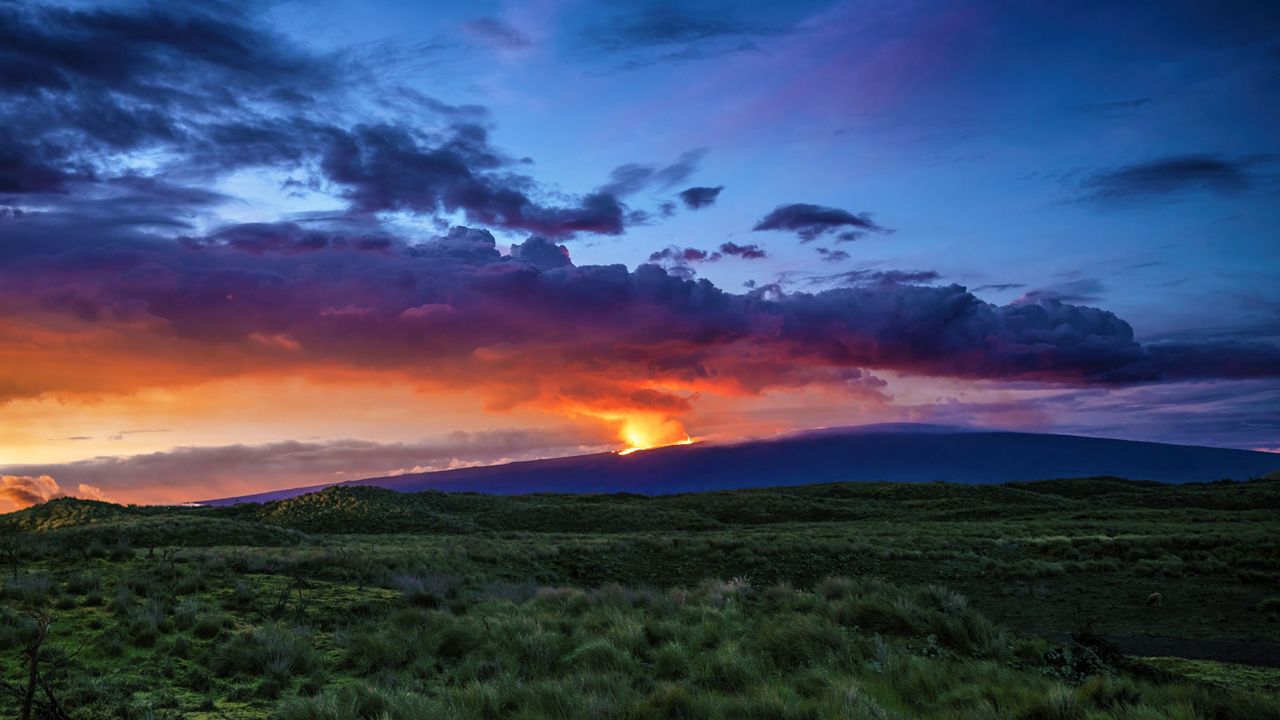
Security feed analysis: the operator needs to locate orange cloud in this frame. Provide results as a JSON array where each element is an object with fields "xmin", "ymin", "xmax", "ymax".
[
  {"xmin": 75, "ymin": 483, "xmax": 113, "ymax": 502},
  {"xmin": 0, "ymin": 474, "xmax": 61, "ymax": 512},
  {"xmin": 0, "ymin": 475, "xmax": 117, "ymax": 513}
]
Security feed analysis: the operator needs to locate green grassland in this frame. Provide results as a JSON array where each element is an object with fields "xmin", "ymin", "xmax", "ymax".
[{"xmin": 2, "ymin": 477, "xmax": 1278, "ymax": 718}]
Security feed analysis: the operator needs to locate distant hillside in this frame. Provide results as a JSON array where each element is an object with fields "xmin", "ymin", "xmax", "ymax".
[
  {"xmin": 1, "ymin": 496, "xmax": 306, "ymax": 547},
  {"xmin": 244, "ymin": 475, "xmax": 1279, "ymax": 534},
  {"xmin": 9, "ymin": 476, "xmax": 1277, "ymax": 540},
  {"xmin": 202, "ymin": 424, "xmax": 1280, "ymax": 505}
]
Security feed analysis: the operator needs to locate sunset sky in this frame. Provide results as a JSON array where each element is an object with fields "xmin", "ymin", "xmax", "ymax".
[{"xmin": 2, "ymin": 0, "xmax": 1279, "ymax": 510}]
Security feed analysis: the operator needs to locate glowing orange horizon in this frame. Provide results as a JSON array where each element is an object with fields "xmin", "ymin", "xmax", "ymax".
[
  {"xmin": 614, "ymin": 413, "xmax": 695, "ymax": 455},
  {"xmin": 617, "ymin": 436, "xmax": 695, "ymax": 455}
]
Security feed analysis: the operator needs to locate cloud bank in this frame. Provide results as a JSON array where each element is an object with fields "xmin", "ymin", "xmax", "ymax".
[{"xmin": 0, "ymin": 428, "xmax": 614, "ymax": 506}]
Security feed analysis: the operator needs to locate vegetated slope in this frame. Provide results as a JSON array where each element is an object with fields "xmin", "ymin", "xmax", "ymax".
[
  {"xmin": 1007, "ymin": 476, "xmax": 1280, "ymax": 509},
  {"xmin": 3, "ymin": 483, "xmax": 1280, "ymax": 719},
  {"xmin": 216, "ymin": 476, "xmax": 1280, "ymax": 534},
  {"xmin": 201, "ymin": 425, "xmax": 1280, "ymax": 505},
  {"xmin": 249, "ymin": 487, "xmax": 480, "ymax": 534},
  {"xmin": 1, "ymin": 497, "xmax": 306, "ymax": 548},
  {"xmin": 10, "ymin": 476, "xmax": 1280, "ymax": 538},
  {"xmin": 3, "ymin": 497, "xmax": 135, "ymax": 531}
]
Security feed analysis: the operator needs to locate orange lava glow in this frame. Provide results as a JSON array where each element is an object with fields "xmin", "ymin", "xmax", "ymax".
[{"xmin": 615, "ymin": 414, "xmax": 695, "ymax": 455}]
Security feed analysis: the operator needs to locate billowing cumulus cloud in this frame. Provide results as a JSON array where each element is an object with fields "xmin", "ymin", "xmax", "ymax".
[
  {"xmin": 75, "ymin": 484, "xmax": 113, "ymax": 502},
  {"xmin": 753, "ymin": 203, "xmax": 893, "ymax": 242},
  {"xmin": 0, "ymin": 474, "xmax": 114, "ymax": 512},
  {"xmin": 0, "ymin": 475, "xmax": 62, "ymax": 511},
  {"xmin": 509, "ymin": 235, "xmax": 573, "ymax": 271}
]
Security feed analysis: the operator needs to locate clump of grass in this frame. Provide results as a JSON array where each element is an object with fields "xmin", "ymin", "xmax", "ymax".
[
  {"xmin": 109, "ymin": 583, "xmax": 134, "ymax": 615},
  {"xmin": 505, "ymin": 623, "xmax": 562, "ymax": 677},
  {"xmin": 277, "ymin": 682, "xmax": 437, "ymax": 720},
  {"xmin": 95, "ymin": 626, "xmax": 126, "ymax": 658},
  {"xmin": 691, "ymin": 642, "xmax": 761, "ymax": 691},
  {"xmin": 226, "ymin": 577, "xmax": 255, "ymax": 610},
  {"xmin": 174, "ymin": 566, "xmax": 206, "ymax": 594},
  {"xmin": 1020, "ymin": 686, "xmax": 1086, "ymax": 720},
  {"xmin": 566, "ymin": 637, "xmax": 638, "ymax": 674},
  {"xmin": 634, "ymin": 683, "xmax": 714, "ymax": 719},
  {"xmin": 700, "ymin": 576, "xmax": 753, "ymax": 608},
  {"xmin": 651, "ymin": 641, "xmax": 692, "ymax": 679},
  {"xmin": 0, "ymin": 607, "xmax": 37, "ymax": 648},
  {"xmin": 2, "ymin": 573, "xmax": 52, "ymax": 605},
  {"xmin": 1258, "ymin": 596, "xmax": 1280, "ymax": 617},
  {"xmin": 174, "ymin": 598, "xmax": 228, "ymax": 639},
  {"xmin": 1076, "ymin": 675, "xmax": 1141, "ymax": 709},
  {"xmin": 756, "ymin": 613, "xmax": 852, "ymax": 670},
  {"xmin": 213, "ymin": 623, "xmax": 317, "ymax": 688},
  {"xmin": 65, "ymin": 572, "xmax": 101, "ymax": 596},
  {"xmin": 125, "ymin": 599, "xmax": 168, "ymax": 646},
  {"xmin": 391, "ymin": 571, "xmax": 460, "ymax": 608},
  {"xmin": 108, "ymin": 539, "xmax": 133, "ymax": 561}
]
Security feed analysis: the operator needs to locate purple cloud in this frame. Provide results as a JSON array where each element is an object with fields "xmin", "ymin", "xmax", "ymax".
[{"xmin": 719, "ymin": 242, "xmax": 767, "ymax": 259}]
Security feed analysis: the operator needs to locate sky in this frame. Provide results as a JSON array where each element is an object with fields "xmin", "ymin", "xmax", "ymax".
[{"xmin": 1, "ymin": 0, "xmax": 1279, "ymax": 510}]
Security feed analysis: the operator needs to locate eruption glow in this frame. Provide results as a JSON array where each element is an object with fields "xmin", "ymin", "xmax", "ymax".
[{"xmin": 615, "ymin": 414, "xmax": 695, "ymax": 455}]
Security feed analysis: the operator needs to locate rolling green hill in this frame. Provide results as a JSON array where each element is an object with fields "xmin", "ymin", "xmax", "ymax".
[{"xmin": 2, "ymin": 477, "xmax": 1278, "ymax": 718}]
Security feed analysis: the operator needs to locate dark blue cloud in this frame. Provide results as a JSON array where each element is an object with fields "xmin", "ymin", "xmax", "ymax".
[
  {"xmin": 678, "ymin": 185, "xmax": 723, "ymax": 209},
  {"xmin": 0, "ymin": 1, "xmax": 639, "ymax": 238},
  {"xmin": 600, "ymin": 149, "xmax": 707, "ymax": 197},
  {"xmin": 1078, "ymin": 154, "xmax": 1269, "ymax": 206},
  {"xmin": 1016, "ymin": 279, "xmax": 1106, "ymax": 305},
  {"xmin": 805, "ymin": 269, "xmax": 941, "ymax": 287},
  {"xmin": 754, "ymin": 203, "xmax": 893, "ymax": 242},
  {"xmin": 719, "ymin": 242, "xmax": 766, "ymax": 259}
]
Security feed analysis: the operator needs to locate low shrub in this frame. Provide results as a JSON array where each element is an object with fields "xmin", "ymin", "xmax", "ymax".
[
  {"xmin": 213, "ymin": 623, "xmax": 317, "ymax": 683},
  {"xmin": 277, "ymin": 682, "xmax": 437, "ymax": 720},
  {"xmin": 3, "ymin": 573, "xmax": 52, "ymax": 605},
  {"xmin": 1019, "ymin": 686, "xmax": 1085, "ymax": 720}
]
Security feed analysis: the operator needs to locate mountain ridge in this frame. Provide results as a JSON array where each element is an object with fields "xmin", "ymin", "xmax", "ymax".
[{"xmin": 199, "ymin": 424, "xmax": 1280, "ymax": 506}]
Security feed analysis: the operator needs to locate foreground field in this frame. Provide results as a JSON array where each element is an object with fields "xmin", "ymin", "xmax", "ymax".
[{"xmin": 2, "ymin": 477, "xmax": 1278, "ymax": 718}]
